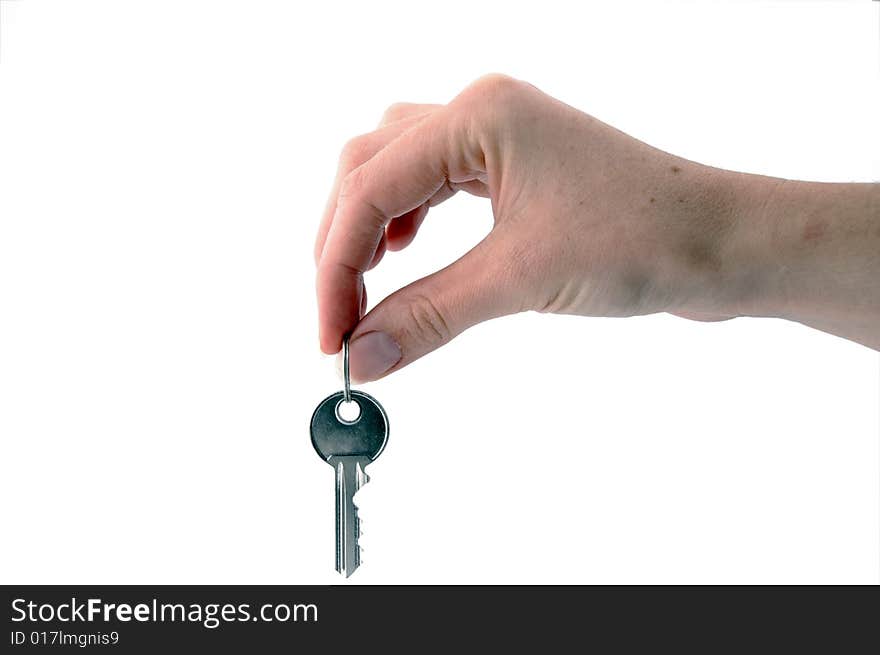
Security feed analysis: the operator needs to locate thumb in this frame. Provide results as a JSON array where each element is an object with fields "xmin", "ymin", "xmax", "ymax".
[{"xmin": 347, "ymin": 238, "xmax": 518, "ymax": 382}]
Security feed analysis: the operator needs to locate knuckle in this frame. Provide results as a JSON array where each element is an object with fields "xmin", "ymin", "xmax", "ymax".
[
  {"xmin": 338, "ymin": 134, "xmax": 372, "ymax": 171},
  {"xmin": 403, "ymin": 293, "xmax": 452, "ymax": 346},
  {"xmin": 453, "ymin": 74, "xmax": 531, "ymax": 132},
  {"xmin": 381, "ymin": 102, "xmax": 413, "ymax": 125},
  {"xmin": 337, "ymin": 168, "xmax": 387, "ymax": 231},
  {"xmin": 338, "ymin": 167, "xmax": 364, "ymax": 203},
  {"xmin": 466, "ymin": 73, "xmax": 523, "ymax": 103}
]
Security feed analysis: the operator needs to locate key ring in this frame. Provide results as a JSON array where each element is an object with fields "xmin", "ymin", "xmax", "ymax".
[{"xmin": 342, "ymin": 334, "xmax": 352, "ymax": 404}]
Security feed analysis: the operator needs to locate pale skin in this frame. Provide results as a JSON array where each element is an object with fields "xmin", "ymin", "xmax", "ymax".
[{"xmin": 315, "ymin": 74, "xmax": 880, "ymax": 382}]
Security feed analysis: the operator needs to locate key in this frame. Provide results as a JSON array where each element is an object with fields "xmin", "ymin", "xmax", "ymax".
[{"xmin": 310, "ymin": 337, "xmax": 389, "ymax": 577}]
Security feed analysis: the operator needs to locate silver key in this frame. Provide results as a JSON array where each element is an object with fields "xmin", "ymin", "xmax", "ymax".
[{"xmin": 310, "ymin": 338, "xmax": 389, "ymax": 577}]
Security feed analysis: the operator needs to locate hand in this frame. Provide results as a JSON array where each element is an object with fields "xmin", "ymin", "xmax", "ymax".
[{"xmin": 315, "ymin": 74, "xmax": 880, "ymax": 381}]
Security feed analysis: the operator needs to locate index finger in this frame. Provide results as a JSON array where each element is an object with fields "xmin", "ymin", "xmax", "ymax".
[{"xmin": 316, "ymin": 109, "xmax": 478, "ymax": 354}]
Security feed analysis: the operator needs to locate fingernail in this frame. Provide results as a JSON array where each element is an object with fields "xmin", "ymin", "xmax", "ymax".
[{"xmin": 348, "ymin": 331, "xmax": 401, "ymax": 382}]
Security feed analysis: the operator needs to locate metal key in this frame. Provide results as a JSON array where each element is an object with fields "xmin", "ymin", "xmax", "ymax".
[{"xmin": 310, "ymin": 337, "xmax": 389, "ymax": 577}]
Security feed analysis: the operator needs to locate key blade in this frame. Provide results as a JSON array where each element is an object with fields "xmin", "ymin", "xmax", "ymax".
[{"xmin": 334, "ymin": 456, "xmax": 370, "ymax": 578}]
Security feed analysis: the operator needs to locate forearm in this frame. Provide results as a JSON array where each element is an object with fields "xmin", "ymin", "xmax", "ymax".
[{"xmin": 711, "ymin": 173, "xmax": 880, "ymax": 348}]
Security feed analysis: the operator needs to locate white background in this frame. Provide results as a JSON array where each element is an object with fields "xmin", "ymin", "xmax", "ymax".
[{"xmin": 1, "ymin": 0, "xmax": 878, "ymax": 584}]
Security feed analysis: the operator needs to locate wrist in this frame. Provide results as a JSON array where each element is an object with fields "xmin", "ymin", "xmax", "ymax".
[
  {"xmin": 667, "ymin": 169, "xmax": 880, "ymax": 349},
  {"xmin": 714, "ymin": 171, "xmax": 791, "ymax": 320},
  {"xmin": 658, "ymin": 166, "xmax": 790, "ymax": 321}
]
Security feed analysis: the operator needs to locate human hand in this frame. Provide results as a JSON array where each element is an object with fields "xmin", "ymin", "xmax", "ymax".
[{"xmin": 315, "ymin": 74, "xmax": 880, "ymax": 380}]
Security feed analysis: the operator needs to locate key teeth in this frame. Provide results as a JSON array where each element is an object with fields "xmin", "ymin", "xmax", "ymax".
[
  {"xmin": 349, "ymin": 479, "xmax": 365, "ymax": 579},
  {"xmin": 336, "ymin": 458, "xmax": 376, "ymax": 579}
]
